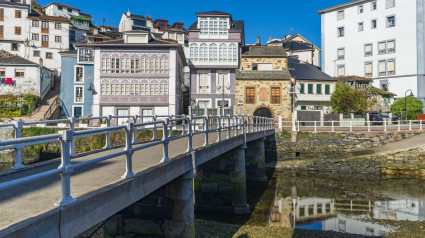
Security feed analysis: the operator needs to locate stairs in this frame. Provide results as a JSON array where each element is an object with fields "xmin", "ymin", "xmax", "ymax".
[{"xmin": 14, "ymin": 78, "xmax": 61, "ymax": 122}]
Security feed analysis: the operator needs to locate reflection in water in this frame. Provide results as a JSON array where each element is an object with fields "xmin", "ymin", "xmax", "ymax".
[{"xmin": 269, "ymin": 172, "xmax": 425, "ymax": 236}]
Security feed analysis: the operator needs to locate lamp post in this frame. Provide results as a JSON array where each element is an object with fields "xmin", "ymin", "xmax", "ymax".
[
  {"xmin": 287, "ymin": 79, "xmax": 301, "ymax": 132},
  {"xmin": 404, "ymin": 89, "xmax": 414, "ymax": 123},
  {"xmin": 238, "ymin": 100, "xmax": 243, "ymax": 115},
  {"xmin": 218, "ymin": 78, "xmax": 230, "ymax": 116}
]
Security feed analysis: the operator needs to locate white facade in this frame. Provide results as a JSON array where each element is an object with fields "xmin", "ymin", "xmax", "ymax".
[
  {"xmin": 319, "ymin": 0, "xmax": 424, "ymax": 102},
  {"xmin": 43, "ymin": 3, "xmax": 80, "ymax": 18},
  {"xmin": 119, "ymin": 11, "xmax": 153, "ymax": 33}
]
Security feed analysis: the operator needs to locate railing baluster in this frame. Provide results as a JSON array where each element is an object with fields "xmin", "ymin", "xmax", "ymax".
[
  {"xmin": 104, "ymin": 115, "xmax": 111, "ymax": 149},
  {"xmin": 152, "ymin": 115, "xmax": 158, "ymax": 140},
  {"xmin": 187, "ymin": 116, "xmax": 193, "ymax": 152},
  {"xmin": 161, "ymin": 119, "xmax": 170, "ymax": 163},
  {"xmin": 217, "ymin": 116, "xmax": 221, "ymax": 142},
  {"xmin": 11, "ymin": 121, "xmax": 25, "ymax": 169},
  {"xmin": 204, "ymin": 116, "xmax": 210, "ymax": 146},
  {"xmin": 122, "ymin": 123, "xmax": 135, "ymax": 179},
  {"xmin": 409, "ymin": 120, "xmax": 412, "ymax": 131},
  {"xmin": 55, "ymin": 130, "xmax": 76, "ymax": 206},
  {"xmin": 227, "ymin": 116, "xmax": 231, "ymax": 139},
  {"xmin": 68, "ymin": 117, "xmax": 77, "ymax": 156}
]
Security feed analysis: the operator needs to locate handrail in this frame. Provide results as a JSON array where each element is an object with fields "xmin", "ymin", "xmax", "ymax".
[
  {"xmin": 43, "ymin": 96, "xmax": 60, "ymax": 120},
  {"xmin": 0, "ymin": 114, "xmax": 274, "ymax": 207}
]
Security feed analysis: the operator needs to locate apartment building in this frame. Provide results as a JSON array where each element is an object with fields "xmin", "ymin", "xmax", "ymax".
[
  {"xmin": 188, "ymin": 11, "xmax": 245, "ymax": 112},
  {"xmin": 318, "ymin": 0, "xmax": 425, "ymax": 105}
]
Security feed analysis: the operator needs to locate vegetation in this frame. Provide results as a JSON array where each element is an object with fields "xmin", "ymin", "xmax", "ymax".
[
  {"xmin": 0, "ymin": 94, "xmax": 41, "ymax": 118},
  {"xmin": 329, "ymin": 83, "xmax": 375, "ymax": 115},
  {"xmin": 390, "ymin": 97, "xmax": 424, "ymax": 120},
  {"xmin": 31, "ymin": 1, "xmax": 43, "ymax": 14}
]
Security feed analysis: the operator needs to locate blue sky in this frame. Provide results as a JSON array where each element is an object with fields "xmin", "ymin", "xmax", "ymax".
[{"xmin": 37, "ymin": 0, "xmax": 348, "ymax": 47}]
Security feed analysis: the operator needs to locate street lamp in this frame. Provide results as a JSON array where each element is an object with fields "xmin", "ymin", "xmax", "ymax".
[
  {"xmin": 218, "ymin": 80, "xmax": 230, "ymax": 115},
  {"xmin": 238, "ymin": 100, "xmax": 243, "ymax": 115},
  {"xmin": 404, "ymin": 89, "xmax": 414, "ymax": 122},
  {"xmin": 287, "ymin": 79, "xmax": 301, "ymax": 132}
]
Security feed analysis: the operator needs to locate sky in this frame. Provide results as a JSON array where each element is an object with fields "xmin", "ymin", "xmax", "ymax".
[{"xmin": 37, "ymin": 0, "xmax": 349, "ymax": 47}]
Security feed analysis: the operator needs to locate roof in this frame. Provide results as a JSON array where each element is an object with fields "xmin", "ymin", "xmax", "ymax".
[
  {"xmin": 195, "ymin": 11, "xmax": 231, "ymax": 17},
  {"xmin": 59, "ymin": 50, "xmax": 77, "ymax": 55},
  {"xmin": 371, "ymin": 86, "xmax": 397, "ymax": 96},
  {"xmin": 236, "ymin": 71, "xmax": 291, "ymax": 80},
  {"xmin": 288, "ymin": 57, "xmax": 335, "ymax": 82},
  {"xmin": 0, "ymin": 56, "xmax": 38, "ymax": 66},
  {"xmin": 0, "ymin": 1, "xmax": 29, "ymax": 8},
  {"xmin": 317, "ymin": 0, "xmax": 369, "ymax": 14},
  {"xmin": 282, "ymin": 41, "xmax": 314, "ymax": 52},
  {"xmin": 188, "ymin": 19, "xmax": 244, "ymax": 31},
  {"xmin": 79, "ymin": 12, "xmax": 92, "ymax": 19},
  {"xmin": 242, "ymin": 46, "xmax": 287, "ymax": 57},
  {"xmin": 70, "ymin": 15, "xmax": 91, "ymax": 21},
  {"xmin": 336, "ymin": 75, "xmax": 373, "ymax": 83},
  {"xmin": 282, "ymin": 34, "xmax": 321, "ymax": 51},
  {"xmin": 164, "ymin": 28, "xmax": 187, "ymax": 33},
  {"xmin": 43, "ymin": 2, "xmax": 81, "ymax": 11},
  {"xmin": 129, "ymin": 14, "xmax": 151, "ymax": 21},
  {"xmin": 30, "ymin": 15, "xmax": 69, "ymax": 23}
]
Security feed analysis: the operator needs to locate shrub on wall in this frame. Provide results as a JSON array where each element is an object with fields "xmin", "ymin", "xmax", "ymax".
[{"xmin": 0, "ymin": 94, "xmax": 41, "ymax": 118}]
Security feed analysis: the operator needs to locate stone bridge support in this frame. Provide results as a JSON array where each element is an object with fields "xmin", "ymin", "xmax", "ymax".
[
  {"xmin": 246, "ymin": 137, "xmax": 268, "ymax": 181},
  {"xmin": 194, "ymin": 145, "xmax": 250, "ymax": 214},
  {"xmin": 103, "ymin": 171, "xmax": 195, "ymax": 238}
]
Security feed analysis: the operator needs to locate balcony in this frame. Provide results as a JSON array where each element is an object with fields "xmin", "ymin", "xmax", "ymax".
[
  {"xmin": 41, "ymin": 41, "xmax": 49, "ymax": 48},
  {"xmin": 41, "ymin": 28, "xmax": 49, "ymax": 34}
]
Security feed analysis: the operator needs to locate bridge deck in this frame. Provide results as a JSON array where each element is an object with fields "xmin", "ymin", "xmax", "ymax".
[{"xmin": 0, "ymin": 130, "xmax": 232, "ymax": 231}]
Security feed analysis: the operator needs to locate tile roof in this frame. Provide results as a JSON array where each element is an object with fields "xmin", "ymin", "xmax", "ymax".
[
  {"xmin": 282, "ymin": 41, "xmax": 314, "ymax": 52},
  {"xmin": 0, "ymin": 0, "xmax": 29, "ymax": 7},
  {"xmin": 0, "ymin": 56, "xmax": 38, "ymax": 65},
  {"xmin": 195, "ymin": 10, "xmax": 231, "ymax": 16},
  {"xmin": 30, "ymin": 15, "xmax": 69, "ymax": 22},
  {"xmin": 288, "ymin": 57, "xmax": 335, "ymax": 81},
  {"xmin": 44, "ymin": 2, "xmax": 81, "ymax": 11},
  {"xmin": 79, "ymin": 12, "xmax": 92, "ymax": 19},
  {"xmin": 242, "ymin": 46, "xmax": 287, "ymax": 57},
  {"xmin": 336, "ymin": 75, "xmax": 373, "ymax": 83},
  {"xmin": 236, "ymin": 71, "xmax": 291, "ymax": 80}
]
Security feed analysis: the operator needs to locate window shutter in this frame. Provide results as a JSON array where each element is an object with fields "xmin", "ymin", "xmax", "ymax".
[
  {"xmin": 379, "ymin": 61, "xmax": 386, "ymax": 72},
  {"xmin": 366, "ymin": 63, "xmax": 372, "ymax": 73},
  {"xmin": 387, "ymin": 41, "xmax": 395, "ymax": 49},
  {"xmin": 338, "ymin": 49, "xmax": 344, "ymax": 56},
  {"xmin": 379, "ymin": 42, "xmax": 386, "ymax": 50},
  {"xmin": 388, "ymin": 61, "xmax": 395, "ymax": 71},
  {"xmin": 365, "ymin": 44, "xmax": 372, "ymax": 52},
  {"xmin": 338, "ymin": 66, "xmax": 345, "ymax": 76}
]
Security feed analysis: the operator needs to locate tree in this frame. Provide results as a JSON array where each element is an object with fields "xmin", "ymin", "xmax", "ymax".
[
  {"xmin": 390, "ymin": 96, "xmax": 424, "ymax": 120},
  {"xmin": 329, "ymin": 83, "xmax": 374, "ymax": 115}
]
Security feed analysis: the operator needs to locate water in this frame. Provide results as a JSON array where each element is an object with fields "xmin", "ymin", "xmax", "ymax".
[{"xmin": 269, "ymin": 172, "xmax": 425, "ymax": 236}]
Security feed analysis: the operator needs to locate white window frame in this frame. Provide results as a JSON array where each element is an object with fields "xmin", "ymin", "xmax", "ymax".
[
  {"xmin": 364, "ymin": 62, "xmax": 373, "ymax": 77},
  {"xmin": 215, "ymin": 98, "xmax": 231, "ymax": 108},
  {"xmin": 386, "ymin": 0, "xmax": 395, "ymax": 9},
  {"xmin": 337, "ymin": 48, "xmax": 345, "ymax": 60},
  {"xmin": 358, "ymin": 22, "xmax": 364, "ymax": 32},
  {"xmin": 337, "ymin": 10, "xmax": 344, "ymax": 20},
  {"xmin": 386, "ymin": 15, "xmax": 396, "ymax": 28},
  {"xmin": 378, "ymin": 41, "xmax": 387, "ymax": 55},
  {"xmin": 387, "ymin": 39, "xmax": 396, "ymax": 54},
  {"xmin": 195, "ymin": 98, "xmax": 212, "ymax": 109},
  {"xmin": 387, "ymin": 59, "xmax": 396, "ymax": 76},
  {"xmin": 364, "ymin": 43, "xmax": 373, "ymax": 57},
  {"xmin": 74, "ymin": 65, "xmax": 84, "ymax": 83},
  {"xmin": 74, "ymin": 85, "xmax": 84, "ymax": 103},
  {"xmin": 216, "ymin": 71, "xmax": 230, "ymax": 94},
  {"xmin": 378, "ymin": 60, "xmax": 387, "ymax": 76},
  {"xmin": 72, "ymin": 105, "xmax": 84, "ymax": 118}
]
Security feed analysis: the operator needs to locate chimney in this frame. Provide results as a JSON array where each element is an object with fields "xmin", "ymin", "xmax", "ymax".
[{"xmin": 255, "ymin": 37, "xmax": 261, "ymax": 46}]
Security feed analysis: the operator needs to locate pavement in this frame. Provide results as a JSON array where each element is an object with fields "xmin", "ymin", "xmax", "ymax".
[
  {"xmin": 0, "ymin": 130, "xmax": 233, "ymax": 231},
  {"xmin": 351, "ymin": 133, "xmax": 425, "ymax": 156}
]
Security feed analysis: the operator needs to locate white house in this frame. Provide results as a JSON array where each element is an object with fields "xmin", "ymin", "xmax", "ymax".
[
  {"xmin": 317, "ymin": 0, "xmax": 425, "ymax": 105},
  {"xmin": 0, "ymin": 56, "xmax": 54, "ymax": 101},
  {"xmin": 43, "ymin": 2, "xmax": 80, "ymax": 18}
]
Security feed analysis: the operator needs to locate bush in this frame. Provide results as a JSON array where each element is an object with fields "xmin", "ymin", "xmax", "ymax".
[
  {"xmin": 391, "ymin": 97, "xmax": 424, "ymax": 120},
  {"xmin": 0, "ymin": 93, "xmax": 41, "ymax": 118}
]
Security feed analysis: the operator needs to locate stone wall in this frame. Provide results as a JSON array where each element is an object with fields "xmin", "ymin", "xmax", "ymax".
[
  {"xmin": 276, "ymin": 130, "xmax": 425, "ymax": 161},
  {"xmin": 240, "ymin": 55, "xmax": 288, "ymax": 71}
]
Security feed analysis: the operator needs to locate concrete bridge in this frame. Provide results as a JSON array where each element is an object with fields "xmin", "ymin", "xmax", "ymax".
[{"xmin": 0, "ymin": 115, "xmax": 275, "ymax": 237}]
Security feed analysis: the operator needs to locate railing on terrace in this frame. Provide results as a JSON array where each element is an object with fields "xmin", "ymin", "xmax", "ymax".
[
  {"xmin": 0, "ymin": 114, "xmax": 274, "ymax": 207},
  {"xmin": 278, "ymin": 120, "xmax": 425, "ymax": 132}
]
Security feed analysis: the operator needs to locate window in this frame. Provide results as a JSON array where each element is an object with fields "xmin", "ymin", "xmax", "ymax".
[
  {"xmin": 316, "ymin": 84, "xmax": 322, "ymax": 94},
  {"xmin": 75, "ymin": 66, "xmax": 83, "ymax": 82},
  {"xmin": 229, "ymin": 43, "xmax": 237, "ymax": 62},
  {"xmin": 190, "ymin": 43, "xmax": 198, "ymax": 61},
  {"xmin": 365, "ymin": 44, "xmax": 373, "ymax": 57},
  {"xmin": 111, "ymin": 57, "xmax": 120, "ymax": 73},
  {"xmin": 55, "ymin": 36, "xmax": 62, "ymax": 43},
  {"xmin": 32, "ymin": 20, "xmax": 39, "ymax": 27},
  {"xmin": 337, "ymin": 10, "xmax": 344, "ymax": 20},
  {"xmin": 11, "ymin": 43, "xmax": 18, "ymax": 51},
  {"xmin": 219, "ymin": 43, "xmax": 227, "ymax": 62},
  {"xmin": 217, "ymin": 99, "xmax": 230, "ymax": 108},
  {"xmin": 271, "ymin": 87, "xmax": 281, "ymax": 104},
  {"xmin": 308, "ymin": 84, "xmax": 314, "ymax": 94},
  {"xmin": 337, "ymin": 27, "xmax": 344, "ymax": 37},
  {"xmin": 387, "ymin": 16, "xmax": 395, "ymax": 27},
  {"xmin": 55, "ymin": 23, "xmax": 61, "ymax": 30},
  {"xmin": 388, "ymin": 40, "xmax": 395, "ymax": 53},
  {"xmin": 42, "ymin": 21, "xmax": 49, "ymax": 28},
  {"xmin": 32, "ymin": 33, "xmax": 39, "ymax": 41},
  {"xmin": 15, "ymin": 27, "xmax": 21, "ymax": 35},
  {"xmin": 301, "ymin": 106, "xmax": 307, "ymax": 110},
  {"xmin": 176, "ymin": 33, "xmax": 183, "ymax": 41},
  {"xmin": 15, "ymin": 10, "xmax": 21, "ymax": 18},
  {"xmin": 209, "ymin": 43, "xmax": 217, "ymax": 62},
  {"xmin": 379, "ymin": 42, "xmax": 387, "ymax": 55},
  {"xmin": 371, "ymin": 20, "xmax": 377, "ymax": 29},
  {"xmin": 46, "ymin": 52, "xmax": 53, "ymax": 59},
  {"xmin": 379, "ymin": 60, "xmax": 386, "ymax": 76},
  {"xmin": 33, "ymin": 50, "xmax": 40, "ymax": 57},
  {"xmin": 325, "ymin": 84, "xmax": 331, "ymax": 95},
  {"xmin": 79, "ymin": 48, "xmax": 94, "ymax": 62},
  {"xmin": 199, "ymin": 17, "xmax": 228, "ymax": 37},
  {"xmin": 382, "ymin": 83, "xmax": 389, "ymax": 92},
  {"xmin": 198, "ymin": 73, "xmax": 210, "ymax": 93},
  {"xmin": 217, "ymin": 73, "xmax": 230, "ymax": 94},
  {"xmin": 75, "ymin": 86, "xmax": 83, "ymax": 103},
  {"xmin": 245, "ymin": 87, "xmax": 255, "ymax": 104},
  {"xmin": 199, "ymin": 43, "xmax": 208, "ymax": 62},
  {"xmin": 358, "ymin": 5, "xmax": 364, "ymax": 14},
  {"xmin": 58, "ymin": 6, "xmax": 63, "ymax": 10},
  {"xmin": 388, "ymin": 60, "xmax": 395, "ymax": 75},
  {"xmin": 42, "ymin": 35, "xmax": 49, "ymax": 47},
  {"xmin": 15, "ymin": 69, "xmax": 24, "ymax": 77},
  {"xmin": 386, "ymin": 0, "xmax": 395, "ymax": 8},
  {"xmin": 68, "ymin": 8, "xmax": 72, "ymax": 13},
  {"xmin": 372, "ymin": 1, "xmax": 377, "ymax": 10},
  {"xmin": 0, "ymin": 68, "xmax": 4, "ymax": 77},
  {"xmin": 337, "ymin": 48, "xmax": 345, "ymax": 60},
  {"xmin": 300, "ymin": 83, "xmax": 305, "ymax": 94},
  {"xmin": 337, "ymin": 65, "xmax": 345, "ymax": 76},
  {"xmin": 358, "ymin": 22, "xmax": 364, "ymax": 32},
  {"xmin": 169, "ymin": 32, "xmax": 175, "ymax": 40},
  {"xmin": 365, "ymin": 62, "xmax": 373, "ymax": 77},
  {"xmin": 0, "ymin": 8, "xmax": 3, "ymax": 21},
  {"xmin": 252, "ymin": 64, "xmax": 258, "ymax": 70}
]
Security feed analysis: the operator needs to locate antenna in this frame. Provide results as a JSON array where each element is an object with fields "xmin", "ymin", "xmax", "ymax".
[
  {"xmin": 102, "ymin": 18, "xmax": 105, "ymax": 27},
  {"xmin": 290, "ymin": 28, "xmax": 294, "ymax": 35}
]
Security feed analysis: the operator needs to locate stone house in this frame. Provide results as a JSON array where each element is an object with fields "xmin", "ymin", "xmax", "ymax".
[
  {"xmin": 0, "ymin": 56, "xmax": 54, "ymax": 101},
  {"xmin": 235, "ymin": 46, "xmax": 292, "ymax": 122},
  {"xmin": 336, "ymin": 75, "xmax": 372, "ymax": 93},
  {"xmin": 370, "ymin": 87, "xmax": 396, "ymax": 113}
]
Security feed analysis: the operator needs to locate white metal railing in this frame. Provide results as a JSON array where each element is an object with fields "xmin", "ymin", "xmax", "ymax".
[
  {"xmin": 278, "ymin": 119, "xmax": 425, "ymax": 132},
  {"xmin": 0, "ymin": 114, "xmax": 274, "ymax": 207}
]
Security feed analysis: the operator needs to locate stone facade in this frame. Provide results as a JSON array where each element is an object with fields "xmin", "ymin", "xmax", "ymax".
[{"xmin": 240, "ymin": 57, "xmax": 288, "ymax": 71}]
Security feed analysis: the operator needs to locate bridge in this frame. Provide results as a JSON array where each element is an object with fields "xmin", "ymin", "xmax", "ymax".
[{"xmin": 0, "ymin": 115, "xmax": 275, "ymax": 238}]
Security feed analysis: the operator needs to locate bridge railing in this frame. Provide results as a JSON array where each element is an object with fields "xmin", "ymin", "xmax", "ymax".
[
  {"xmin": 279, "ymin": 120, "xmax": 424, "ymax": 132},
  {"xmin": 0, "ymin": 114, "xmax": 274, "ymax": 207}
]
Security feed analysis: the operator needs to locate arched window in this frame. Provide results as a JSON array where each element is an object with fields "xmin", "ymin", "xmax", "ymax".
[
  {"xmin": 190, "ymin": 43, "xmax": 198, "ymax": 61},
  {"xmin": 229, "ymin": 43, "xmax": 237, "ymax": 62},
  {"xmin": 200, "ymin": 43, "xmax": 208, "ymax": 62},
  {"xmin": 209, "ymin": 43, "xmax": 217, "ymax": 62},
  {"xmin": 219, "ymin": 43, "xmax": 227, "ymax": 62}
]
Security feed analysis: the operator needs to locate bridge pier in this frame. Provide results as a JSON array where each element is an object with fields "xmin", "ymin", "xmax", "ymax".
[
  {"xmin": 246, "ymin": 137, "xmax": 268, "ymax": 182},
  {"xmin": 195, "ymin": 145, "xmax": 250, "ymax": 214},
  {"xmin": 103, "ymin": 171, "xmax": 195, "ymax": 238}
]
